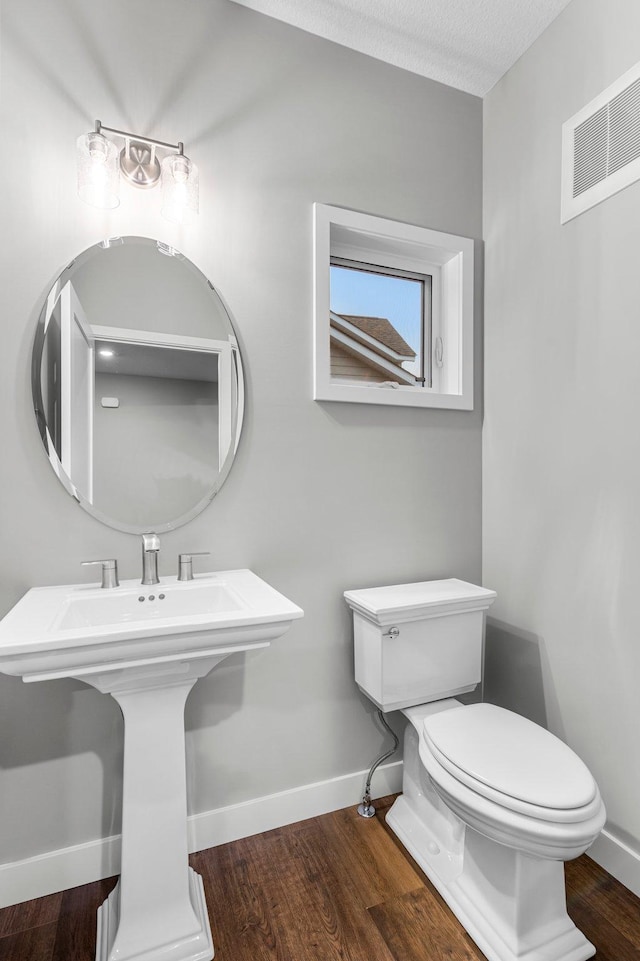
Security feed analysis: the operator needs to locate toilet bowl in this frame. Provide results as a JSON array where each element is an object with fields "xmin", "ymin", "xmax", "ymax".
[
  {"xmin": 344, "ymin": 579, "xmax": 607, "ymax": 961},
  {"xmin": 420, "ymin": 701, "xmax": 605, "ymax": 861}
]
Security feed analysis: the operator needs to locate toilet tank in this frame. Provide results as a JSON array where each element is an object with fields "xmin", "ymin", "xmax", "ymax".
[{"xmin": 344, "ymin": 579, "xmax": 496, "ymax": 712}]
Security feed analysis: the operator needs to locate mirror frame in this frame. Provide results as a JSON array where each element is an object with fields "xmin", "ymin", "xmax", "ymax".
[{"xmin": 32, "ymin": 237, "xmax": 245, "ymax": 534}]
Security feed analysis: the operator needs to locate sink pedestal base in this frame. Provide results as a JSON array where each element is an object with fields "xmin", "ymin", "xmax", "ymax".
[
  {"xmin": 83, "ymin": 655, "xmax": 229, "ymax": 961},
  {"xmin": 96, "ymin": 868, "xmax": 213, "ymax": 961}
]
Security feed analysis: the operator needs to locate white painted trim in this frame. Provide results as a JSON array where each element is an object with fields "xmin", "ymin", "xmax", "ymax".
[
  {"xmin": 330, "ymin": 311, "xmax": 414, "ymax": 365},
  {"xmin": 91, "ymin": 325, "xmax": 229, "ymax": 354},
  {"xmin": 330, "ymin": 327, "xmax": 417, "ymax": 385},
  {"xmin": 0, "ymin": 761, "xmax": 403, "ymax": 909},
  {"xmin": 313, "ymin": 203, "xmax": 474, "ymax": 410},
  {"xmin": 588, "ymin": 827, "xmax": 640, "ymax": 899}
]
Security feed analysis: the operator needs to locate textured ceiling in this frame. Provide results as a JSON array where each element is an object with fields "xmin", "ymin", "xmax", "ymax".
[{"xmin": 228, "ymin": 0, "xmax": 573, "ymax": 96}]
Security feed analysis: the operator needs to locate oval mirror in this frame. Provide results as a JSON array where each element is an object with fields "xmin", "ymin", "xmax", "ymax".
[{"xmin": 32, "ymin": 237, "xmax": 244, "ymax": 534}]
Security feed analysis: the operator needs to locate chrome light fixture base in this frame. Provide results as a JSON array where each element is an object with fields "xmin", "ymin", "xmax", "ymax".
[{"xmin": 119, "ymin": 142, "xmax": 161, "ymax": 189}]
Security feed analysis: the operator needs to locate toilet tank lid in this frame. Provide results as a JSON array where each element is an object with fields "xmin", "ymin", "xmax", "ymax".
[{"xmin": 344, "ymin": 579, "xmax": 496, "ymax": 624}]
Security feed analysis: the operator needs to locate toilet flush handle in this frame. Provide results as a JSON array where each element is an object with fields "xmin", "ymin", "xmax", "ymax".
[{"xmin": 383, "ymin": 626, "xmax": 400, "ymax": 638}]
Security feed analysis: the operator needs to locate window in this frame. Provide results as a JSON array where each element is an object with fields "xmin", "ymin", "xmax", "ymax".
[
  {"xmin": 330, "ymin": 259, "xmax": 431, "ymax": 388},
  {"xmin": 313, "ymin": 204, "xmax": 474, "ymax": 410}
]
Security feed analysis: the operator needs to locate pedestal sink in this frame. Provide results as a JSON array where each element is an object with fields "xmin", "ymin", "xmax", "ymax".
[{"xmin": 0, "ymin": 569, "xmax": 303, "ymax": 961}]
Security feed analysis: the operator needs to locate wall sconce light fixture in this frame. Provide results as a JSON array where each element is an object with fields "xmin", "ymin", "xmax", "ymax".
[{"xmin": 77, "ymin": 120, "xmax": 199, "ymax": 225}]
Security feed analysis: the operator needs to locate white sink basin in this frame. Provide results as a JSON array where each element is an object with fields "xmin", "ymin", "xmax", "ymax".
[
  {"xmin": 0, "ymin": 568, "xmax": 303, "ymax": 682},
  {"xmin": 55, "ymin": 579, "xmax": 243, "ymax": 629}
]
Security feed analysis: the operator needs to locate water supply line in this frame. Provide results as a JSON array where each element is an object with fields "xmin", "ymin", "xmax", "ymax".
[{"xmin": 358, "ymin": 709, "xmax": 399, "ymax": 818}]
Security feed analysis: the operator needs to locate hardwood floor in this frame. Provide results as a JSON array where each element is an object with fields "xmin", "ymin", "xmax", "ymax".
[{"xmin": 1, "ymin": 795, "xmax": 639, "ymax": 961}]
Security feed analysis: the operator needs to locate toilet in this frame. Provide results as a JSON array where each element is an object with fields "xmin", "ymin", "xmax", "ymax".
[{"xmin": 344, "ymin": 579, "xmax": 606, "ymax": 961}]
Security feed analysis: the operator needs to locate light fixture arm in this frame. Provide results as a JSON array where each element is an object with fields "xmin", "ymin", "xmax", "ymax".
[{"xmin": 94, "ymin": 120, "xmax": 185, "ymax": 156}]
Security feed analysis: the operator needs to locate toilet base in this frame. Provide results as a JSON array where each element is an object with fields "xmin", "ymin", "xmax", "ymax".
[{"xmin": 387, "ymin": 719, "xmax": 596, "ymax": 961}]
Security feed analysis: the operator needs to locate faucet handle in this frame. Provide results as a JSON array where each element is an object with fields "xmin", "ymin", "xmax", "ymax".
[
  {"xmin": 177, "ymin": 552, "xmax": 210, "ymax": 582},
  {"xmin": 82, "ymin": 559, "xmax": 119, "ymax": 589}
]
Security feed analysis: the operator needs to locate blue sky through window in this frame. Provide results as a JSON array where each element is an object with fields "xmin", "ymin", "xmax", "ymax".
[{"xmin": 330, "ymin": 265, "xmax": 423, "ymax": 375}]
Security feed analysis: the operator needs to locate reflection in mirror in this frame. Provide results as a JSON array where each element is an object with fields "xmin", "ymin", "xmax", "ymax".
[{"xmin": 33, "ymin": 237, "xmax": 244, "ymax": 534}]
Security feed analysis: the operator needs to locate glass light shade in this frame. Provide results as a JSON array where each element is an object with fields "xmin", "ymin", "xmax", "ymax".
[
  {"xmin": 161, "ymin": 154, "xmax": 199, "ymax": 225},
  {"xmin": 77, "ymin": 132, "xmax": 120, "ymax": 209}
]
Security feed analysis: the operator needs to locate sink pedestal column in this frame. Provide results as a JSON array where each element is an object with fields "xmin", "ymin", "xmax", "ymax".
[{"xmin": 82, "ymin": 656, "xmax": 229, "ymax": 961}]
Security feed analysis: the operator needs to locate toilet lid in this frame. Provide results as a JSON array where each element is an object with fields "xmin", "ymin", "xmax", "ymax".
[{"xmin": 423, "ymin": 704, "xmax": 597, "ymax": 810}]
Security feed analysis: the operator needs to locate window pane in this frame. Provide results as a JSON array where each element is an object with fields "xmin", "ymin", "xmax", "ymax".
[{"xmin": 329, "ymin": 264, "xmax": 424, "ymax": 386}]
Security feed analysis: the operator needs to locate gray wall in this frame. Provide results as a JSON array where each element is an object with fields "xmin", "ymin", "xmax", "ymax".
[
  {"xmin": 0, "ymin": 0, "xmax": 483, "ymax": 866},
  {"xmin": 94, "ymin": 372, "xmax": 218, "ymax": 528},
  {"xmin": 484, "ymin": 0, "xmax": 640, "ymax": 855}
]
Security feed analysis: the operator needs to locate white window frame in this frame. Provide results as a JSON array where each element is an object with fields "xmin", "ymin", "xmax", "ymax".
[{"xmin": 313, "ymin": 203, "xmax": 474, "ymax": 410}]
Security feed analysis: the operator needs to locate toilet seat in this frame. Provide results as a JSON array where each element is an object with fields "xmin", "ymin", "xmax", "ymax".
[
  {"xmin": 422, "ymin": 703, "xmax": 598, "ymax": 823},
  {"xmin": 418, "ymin": 704, "xmax": 606, "ymax": 860}
]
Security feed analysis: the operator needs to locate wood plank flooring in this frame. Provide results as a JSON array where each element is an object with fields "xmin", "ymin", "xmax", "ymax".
[{"xmin": 1, "ymin": 795, "xmax": 639, "ymax": 961}]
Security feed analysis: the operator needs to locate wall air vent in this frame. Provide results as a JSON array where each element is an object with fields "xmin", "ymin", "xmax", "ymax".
[{"xmin": 562, "ymin": 61, "xmax": 640, "ymax": 223}]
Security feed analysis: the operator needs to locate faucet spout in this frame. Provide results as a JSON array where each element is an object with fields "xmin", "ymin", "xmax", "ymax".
[{"xmin": 141, "ymin": 533, "xmax": 160, "ymax": 585}]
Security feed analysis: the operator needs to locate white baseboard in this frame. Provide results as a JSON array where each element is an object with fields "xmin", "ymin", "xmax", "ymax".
[
  {"xmin": 7, "ymin": 765, "xmax": 636, "ymax": 912},
  {"xmin": 588, "ymin": 827, "xmax": 640, "ymax": 899},
  {"xmin": 0, "ymin": 760, "xmax": 403, "ymax": 909}
]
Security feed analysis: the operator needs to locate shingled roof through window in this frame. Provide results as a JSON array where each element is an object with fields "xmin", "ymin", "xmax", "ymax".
[{"xmin": 336, "ymin": 314, "xmax": 416, "ymax": 358}]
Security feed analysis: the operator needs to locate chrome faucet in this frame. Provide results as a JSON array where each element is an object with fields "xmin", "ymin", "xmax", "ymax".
[
  {"xmin": 141, "ymin": 533, "xmax": 160, "ymax": 585},
  {"xmin": 177, "ymin": 552, "xmax": 210, "ymax": 581},
  {"xmin": 81, "ymin": 558, "xmax": 119, "ymax": 589}
]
